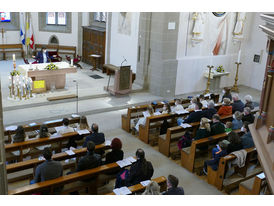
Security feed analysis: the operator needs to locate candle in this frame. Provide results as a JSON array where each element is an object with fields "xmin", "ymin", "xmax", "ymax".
[
  {"xmin": 70, "ymin": 59, "xmax": 73, "ymax": 66},
  {"xmin": 237, "ymin": 50, "xmax": 241, "ymax": 63},
  {"xmin": 13, "ymin": 54, "xmax": 16, "ymax": 61}
]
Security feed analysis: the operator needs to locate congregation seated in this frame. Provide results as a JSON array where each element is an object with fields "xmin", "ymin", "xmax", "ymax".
[
  {"xmin": 127, "ymin": 148, "xmax": 154, "ymax": 186},
  {"xmin": 232, "ymin": 111, "xmax": 243, "ymax": 130},
  {"xmin": 244, "ymin": 95, "xmax": 255, "ymax": 110},
  {"xmin": 57, "ymin": 118, "xmax": 74, "ymax": 135},
  {"xmin": 160, "ymin": 103, "xmax": 172, "ymax": 135},
  {"xmin": 181, "ymin": 102, "xmax": 203, "ymax": 124},
  {"xmin": 83, "ymin": 123, "xmax": 105, "ymax": 147},
  {"xmin": 76, "ymin": 141, "xmax": 102, "ymax": 172},
  {"xmin": 240, "ymin": 122, "xmax": 255, "ymax": 149},
  {"xmin": 35, "ymin": 124, "xmax": 51, "ymax": 151},
  {"xmin": 162, "ymin": 174, "xmax": 184, "ymax": 195},
  {"xmin": 232, "ymin": 94, "xmax": 245, "ymax": 113},
  {"xmin": 202, "ymin": 100, "xmax": 217, "ymax": 119},
  {"xmin": 221, "ymin": 87, "xmax": 232, "ymax": 102},
  {"xmin": 142, "ymin": 181, "xmax": 161, "ymax": 195},
  {"xmin": 133, "ymin": 105, "xmax": 154, "ymax": 133},
  {"xmin": 194, "ymin": 117, "xmax": 211, "ymax": 140},
  {"xmin": 217, "ymin": 98, "xmax": 232, "ymax": 117},
  {"xmin": 11, "ymin": 125, "xmax": 30, "ymax": 156},
  {"xmin": 33, "ymin": 147, "xmax": 63, "ymax": 183},
  {"xmin": 199, "ymin": 94, "xmax": 208, "ymax": 108},
  {"xmin": 202, "ymin": 141, "xmax": 227, "ymax": 175},
  {"xmin": 242, "ymin": 107, "xmax": 255, "ymax": 123},
  {"xmin": 226, "ymin": 131, "xmax": 243, "ymax": 154},
  {"xmin": 225, "ymin": 121, "xmax": 233, "ymax": 133},
  {"xmin": 105, "ymin": 138, "xmax": 124, "ymax": 164},
  {"xmin": 210, "ymin": 114, "xmax": 225, "ymax": 136},
  {"xmin": 172, "ymin": 99, "xmax": 184, "ymax": 112}
]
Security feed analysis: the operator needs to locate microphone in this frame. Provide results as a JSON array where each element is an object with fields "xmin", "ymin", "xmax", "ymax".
[{"xmin": 121, "ymin": 56, "xmax": 127, "ymax": 67}]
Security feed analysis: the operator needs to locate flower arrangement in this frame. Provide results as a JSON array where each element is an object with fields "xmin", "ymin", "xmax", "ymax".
[
  {"xmin": 10, "ymin": 70, "xmax": 20, "ymax": 76},
  {"xmin": 216, "ymin": 65, "xmax": 225, "ymax": 73},
  {"xmin": 45, "ymin": 63, "xmax": 58, "ymax": 70}
]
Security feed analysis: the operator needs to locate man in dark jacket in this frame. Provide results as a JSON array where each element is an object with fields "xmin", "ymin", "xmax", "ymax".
[
  {"xmin": 211, "ymin": 114, "xmax": 225, "ymax": 135},
  {"xmin": 34, "ymin": 147, "xmax": 63, "ymax": 183},
  {"xmin": 184, "ymin": 102, "xmax": 203, "ymax": 123},
  {"xmin": 127, "ymin": 149, "xmax": 154, "ymax": 186},
  {"xmin": 242, "ymin": 107, "xmax": 255, "ymax": 123},
  {"xmin": 202, "ymin": 101, "xmax": 217, "ymax": 119},
  {"xmin": 77, "ymin": 141, "xmax": 102, "ymax": 172},
  {"xmin": 83, "ymin": 123, "xmax": 105, "ymax": 147},
  {"xmin": 163, "ymin": 175, "xmax": 184, "ymax": 195},
  {"xmin": 232, "ymin": 94, "xmax": 245, "ymax": 113}
]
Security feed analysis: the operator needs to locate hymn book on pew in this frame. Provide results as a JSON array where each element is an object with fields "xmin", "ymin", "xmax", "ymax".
[
  {"xmin": 180, "ymin": 123, "xmax": 192, "ymax": 128},
  {"xmin": 116, "ymin": 156, "xmax": 136, "ymax": 168},
  {"xmin": 140, "ymin": 180, "xmax": 151, "ymax": 187},
  {"xmin": 75, "ymin": 129, "xmax": 90, "ymax": 135},
  {"xmin": 5, "ymin": 125, "xmax": 17, "ymax": 131},
  {"xmin": 113, "ymin": 186, "xmax": 132, "ymax": 195},
  {"xmin": 105, "ymin": 140, "xmax": 111, "ymax": 146}
]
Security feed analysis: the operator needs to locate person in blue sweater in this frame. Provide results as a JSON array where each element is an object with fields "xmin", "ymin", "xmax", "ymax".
[
  {"xmin": 232, "ymin": 111, "xmax": 243, "ymax": 130},
  {"xmin": 241, "ymin": 121, "xmax": 255, "ymax": 149}
]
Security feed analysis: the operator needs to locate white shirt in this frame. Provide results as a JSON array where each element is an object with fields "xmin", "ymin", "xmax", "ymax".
[
  {"xmin": 43, "ymin": 52, "xmax": 47, "ymax": 63},
  {"xmin": 57, "ymin": 126, "xmax": 74, "ymax": 135},
  {"xmin": 172, "ymin": 104, "xmax": 184, "ymax": 112}
]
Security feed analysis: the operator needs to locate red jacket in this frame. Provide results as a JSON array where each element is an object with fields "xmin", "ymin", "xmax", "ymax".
[{"xmin": 217, "ymin": 105, "xmax": 232, "ymax": 116}]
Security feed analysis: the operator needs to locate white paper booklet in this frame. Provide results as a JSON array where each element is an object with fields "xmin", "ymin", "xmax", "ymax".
[
  {"xmin": 113, "ymin": 187, "xmax": 132, "ymax": 195},
  {"xmin": 105, "ymin": 140, "xmax": 111, "ymax": 146},
  {"xmin": 143, "ymin": 111, "xmax": 150, "ymax": 118},
  {"xmin": 5, "ymin": 125, "xmax": 17, "ymax": 131},
  {"xmin": 65, "ymin": 150, "xmax": 75, "ymax": 156},
  {"xmin": 140, "ymin": 180, "xmax": 151, "ymax": 187},
  {"xmin": 55, "ymin": 126, "xmax": 65, "ymax": 133},
  {"xmin": 154, "ymin": 111, "xmax": 161, "ymax": 116},
  {"xmin": 71, "ymin": 114, "xmax": 80, "ymax": 118},
  {"xmin": 116, "ymin": 158, "xmax": 132, "ymax": 168},
  {"xmin": 175, "ymin": 110, "xmax": 189, "ymax": 115},
  {"xmin": 125, "ymin": 156, "xmax": 137, "ymax": 163},
  {"xmin": 180, "ymin": 123, "xmax": 192, "ymax": 128},
  {"xmin": 38, "ymin": 156, "xmax": 45, "ymax": 161},
  {"xmin": 76, "ymin": 129, "xmax": 90, "ymax": 135}
]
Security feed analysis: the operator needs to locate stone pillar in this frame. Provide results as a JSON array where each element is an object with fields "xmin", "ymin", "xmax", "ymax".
[
  {"xmin": 77, "ymin": 12, "xmax": 83, "ymax": 56},
  {"xmin": 0, "ymin": 79, "xmax": 8, "ymax": 195},
  {"xmin": 136, "ymin": 12, "xmax": 180, "ymax": 97}
]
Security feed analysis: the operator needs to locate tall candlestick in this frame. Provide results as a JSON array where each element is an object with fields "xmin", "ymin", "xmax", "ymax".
[{"xmin": 237, "ymin": 50, "xmax": 241, "ymax": 63}]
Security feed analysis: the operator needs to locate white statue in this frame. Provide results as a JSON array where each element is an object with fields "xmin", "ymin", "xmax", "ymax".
[
  {"xmin": 233, "ymin": 12, "xmax": 246, "ymax": 42},
  {"xmin": 191, "ymin": 12, "xmax": 205, "ymax": 46}
]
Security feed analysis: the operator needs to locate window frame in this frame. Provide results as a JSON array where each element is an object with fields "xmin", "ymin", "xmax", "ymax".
[
  {"xmin": 46, "ymin": 12, "xmax": 67, "ymax": 26},
  {"xmin": 39, "ymin": 12, "xmax": 71, "ymax": 33}
]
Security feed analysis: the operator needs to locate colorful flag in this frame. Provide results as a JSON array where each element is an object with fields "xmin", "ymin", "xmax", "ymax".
[
  {"xmin": 26, "ymin": 13, "xmax": 34, "ymax": 49},
  {"xmin": 19, "ymin": 12, "xmax": 25, "ymax": 45}
]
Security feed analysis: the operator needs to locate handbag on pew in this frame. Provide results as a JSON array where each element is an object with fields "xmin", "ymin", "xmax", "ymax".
[{"xmin": 177, "ymin": 131, "xmax": 192, "ymax": 150}]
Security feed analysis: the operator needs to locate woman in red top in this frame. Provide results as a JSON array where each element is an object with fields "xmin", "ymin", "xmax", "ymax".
[{"xmin": 217, "ymin": 98, "xmax": 232, "ymax": 117}]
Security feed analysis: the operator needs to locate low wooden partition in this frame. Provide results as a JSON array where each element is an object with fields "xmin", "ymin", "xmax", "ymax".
[
  {"xmin": 0, "ymin": 44, "xmax": 24, "ymax": 60},
  {"xmin": 238, "ymin": 173, "xmax": 267, "ymax": 195},
  {"xmin": 207, "ymin": 147, "xmax": 261, "ymax": 193},
  {"xmin": 106, "ymin": 176, "xmax": 167, "ymax": 195},
  {"xmin": 34, "ymin": 44, "xmax": 76, "ymax": 58},
  {"xmin": 8, "ymin": 157, "xmax": 131, "ymax": 195}
]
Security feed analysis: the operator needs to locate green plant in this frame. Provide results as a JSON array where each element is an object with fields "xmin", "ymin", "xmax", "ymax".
[
  {"xmin": 216, "ymin": 65, "xmax": 225, "ymax": 73},
  {"xmin": 10, "ymin": 70, "xmax": 20, "ymax": 76},
  {"xmin": 45, "ymin": 63, "xmax": 58, "ymax": 70}
]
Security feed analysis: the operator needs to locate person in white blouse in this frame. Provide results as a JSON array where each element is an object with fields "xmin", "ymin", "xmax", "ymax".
[
  {"xmin": 57, "ymin": 118, "xmax": 74, "ymax": 135},
  {"xmin": 188, "ymin": 97, "xmax": 198, "ymax": 110},
  {"xmin": 172, "ymin": 99, "xmax": 184, "ymax": 112},
  {"xmin": 133, "ymin": 105, "xmax": 154, "ymax": 133},
  {"xmin": 199, "ymin": 94, "xmax": 208, "ymax": 108}
]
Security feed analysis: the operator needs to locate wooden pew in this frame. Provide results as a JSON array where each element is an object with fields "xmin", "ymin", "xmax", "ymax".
[
  {"xmin": 8, "ymin": 157, "xmax": 132, "ymax": 195},
  {"xmin": 0, "ymin": 44, "xmax": 24, "ymax": 60},
  {"xmin": 121, "ymin": 94, "xmax": 220, "ymax": 133},
  {"xmin": 180, "ymin": 129, "xmax": 242, "ymax": 173},
  {"xmin": 139, "ymin": 103, "xmax": 222, "ymax": 144},
  {"xmin": 207, "ymin": 147, "xmax": 262, "ymax": 193},
  {"xmin": 34, "ymin": 44, "xmax": 76, "ymax": 58},
  {"xmin": 4, "ymin": 117, "xmax": 80, "ymax": 143},
  {"xmin": 238, "ymin": 172, "xmax": 267, "ymax": 195},
  {"xmin": 5, "ymin": 131, "xmax": 83, "ymax": 162},
  {"xmin": 106, "ymin": 176, "xmax": 167, "ymax": 195},
  {"xmin": 158, "ymin": 114, "xmax": 233, "ymax": 157}
]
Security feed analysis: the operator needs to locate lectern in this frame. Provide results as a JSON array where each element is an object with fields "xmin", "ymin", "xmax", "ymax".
[{"xmin": 104, "ymin": 65, "xmax": 132, "ymax": 95}]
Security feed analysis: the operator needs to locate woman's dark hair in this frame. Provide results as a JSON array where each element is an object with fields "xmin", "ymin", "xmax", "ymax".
[
  {"xmin": 228, "ymin": 131, "xmax": 241, "ymax": 145},
  {"xmin": 111, "ymin": 138, "xmax": 122, "ymax": 150},
  {"xmin": 39, "ymin": 124, "xmax": 49, "ymax": 138},
  {"xmin": 224, "ymin": 87, "xmax": 231, "ymax": 96},
  {"xmin": 136, "ymin": 148, "xmax": 149, "ymax": 176},
  {"xmin": 164, "ymin": 103, "xmax": 171, "ymax": 113},
  {"xmin": 62, "ymin": 118, "xmax": 69, "ymax": 126},
  {"xmin": 13, "ymin": 125, "xmax": 26, "ymax": 142}
]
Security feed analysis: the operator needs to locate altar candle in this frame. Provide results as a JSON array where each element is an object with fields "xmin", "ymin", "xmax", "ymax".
[
  {"xmin": 237, "ymin": 50, "xmax": 241, "ymax": 63},
  {"xmin": 13, "ymin": 54, "xmax": 16, "ymax": 61},
  {"xmin": 70, "ymin": 59, "xmax": 73, "ymax": 66}
]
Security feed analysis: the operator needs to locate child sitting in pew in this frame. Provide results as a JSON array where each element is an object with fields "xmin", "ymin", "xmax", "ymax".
[
  {"xmin": 35, "ymin": 124, "xmax": 51, "ymax": 151},
  {"xmin": 132, "ymin": 105, "xmax": 154, "ymax": 134},
  {"xmin": 11, "ymin": 126, "xmax": 30, "ymax": 157}
]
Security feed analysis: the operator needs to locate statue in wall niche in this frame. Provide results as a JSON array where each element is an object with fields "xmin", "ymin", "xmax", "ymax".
[
  {"xmin": 191, "ymin": 12, "xmax": 205, "ymax": 46},
  {"xmin": 118, "ymin": 12, "xmax": 132, "ymax": 36},
  {"xmin": 233, "ymin": 12, "xmax": 246, "ymax": 43}
]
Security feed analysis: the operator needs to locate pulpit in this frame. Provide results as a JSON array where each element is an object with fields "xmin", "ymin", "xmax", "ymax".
[{"xmin": 104, "ymin": 65, "xmax": 132, "ymax": 95}]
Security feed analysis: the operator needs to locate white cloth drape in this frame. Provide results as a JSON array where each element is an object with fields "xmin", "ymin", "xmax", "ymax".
[{"xmin": 191, "ymin": 12, "xmax": 205, "ymax": 46}]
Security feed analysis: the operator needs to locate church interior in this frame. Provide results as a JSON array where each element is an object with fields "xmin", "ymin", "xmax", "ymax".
[{"xmin": 0, "ymin": 5, "xmax": 273, "ymax": 200}]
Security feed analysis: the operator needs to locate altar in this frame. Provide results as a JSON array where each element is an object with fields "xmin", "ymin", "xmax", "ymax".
[
  {"xmin": 18, "ymin": 62, "xmax": 77, "ymax": 90},
  {"xmin": 203, "ymin": 69, "xmax": 230, "ymax": 92}
]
